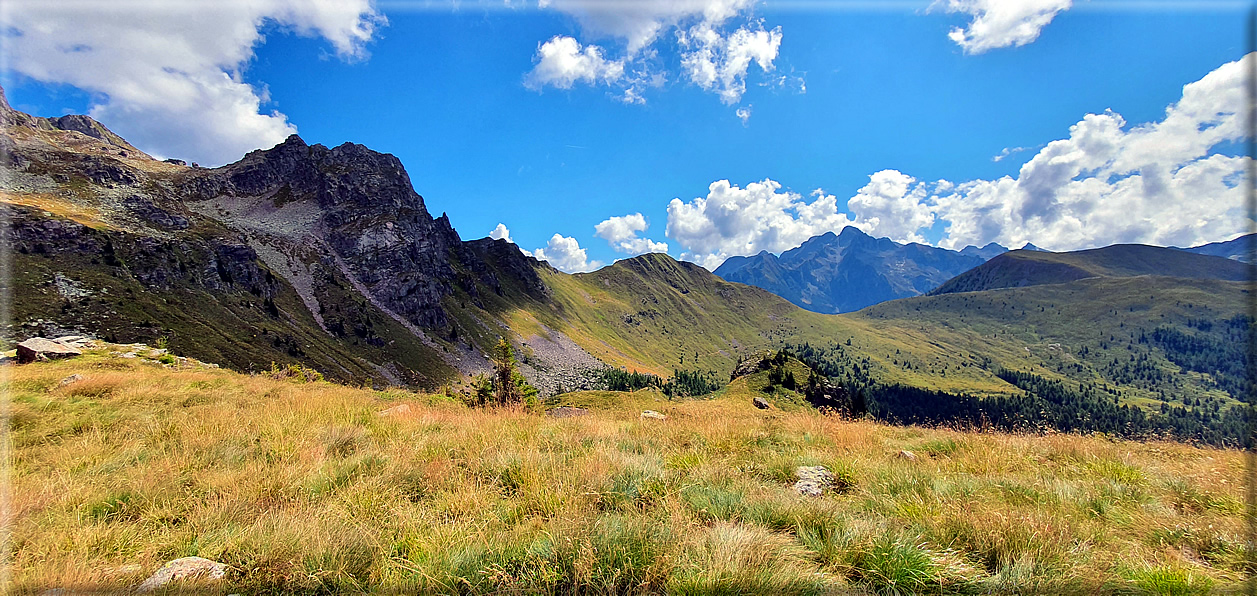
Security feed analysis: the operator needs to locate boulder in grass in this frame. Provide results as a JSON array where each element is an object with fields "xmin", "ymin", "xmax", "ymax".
[
  {"xmin": 640, "ymin": 410, "xmax": 667, "ymax": 420},
  {"xmin": 16, "ymin": 338, "xmax": 81, "ymax": 364},
  {"xmin": 753, "ymin": 396, "xmax": 771, "ymax": 410},
  {"xmin": 794, "ymin": 465, "xmax": 834, "ymax": 497},
  {"xmin": 546, "ymin": 406, "xmax": 588, "ymax": 418},
  {"xmin": 378, "ymin": 404, "xmax": 412, "ymax": 417},
  {"xmin": 59, "ymin": 374, "xmax": 84, "ymax": 387},
  {"xmin": 52, "ymin": 336, "xmax": 93, "ymax": 349},
  {"xmin": 136, "ymin": 557, "xmax": 228, "ymax": 593}
]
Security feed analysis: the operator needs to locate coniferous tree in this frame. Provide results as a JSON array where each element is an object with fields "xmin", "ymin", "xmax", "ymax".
[{"xmin": 492, "ymin": 338, "xmax": 522, "ymax": 405}]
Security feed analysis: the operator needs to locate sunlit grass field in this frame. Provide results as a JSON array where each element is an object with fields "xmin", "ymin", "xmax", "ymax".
[{"xmin": 7, "ymin": 350, "xmax": 1250, "ymax": 594}]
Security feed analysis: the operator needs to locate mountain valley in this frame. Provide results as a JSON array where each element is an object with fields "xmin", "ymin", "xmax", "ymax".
[{"xmin": 3, "ymin": 92, "xmax": 1252, "ymax": 445}]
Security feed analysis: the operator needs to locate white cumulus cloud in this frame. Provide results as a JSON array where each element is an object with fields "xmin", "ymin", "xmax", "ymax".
[
  {"xmin": 992, "ymin": 146, "xmax": 1032, "ymax": 162},
  {"xmin": 846, "ymin": 170, "xmax": 937, "ymax": 244},
  {"xmin": 531, "ymin": 233, "xmax": 604, "ymax": 273},
  {"xmin": 1, "ymin": 0, "xmax": 385, "ymax": 166},
  {"xmin": 489, "ymin": 223, "xmax": 515, "ymax": 243},
  {"xmin": 595, "ymin": 213, "xmax": 669, "ymax": 255},
  {"xmin": 537, "ymin": 0, "xmax": 756, "ymax": 55},
  {"xmin": 679, "ymin": 21, "xmax": 781, "ymax": 105},
  {"xmin": 525, "ymin": 35, "xmax": 625, "ymax": 90},
  {"xmin": 528, "ymin": 0, "xmax": 789, "ymax": 107},
  {"xmin": 941, "ymin": 0, "xmax": 1072, "ymax": 54}
]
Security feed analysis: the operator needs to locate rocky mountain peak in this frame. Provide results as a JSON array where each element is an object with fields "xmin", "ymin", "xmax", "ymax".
[
  {"xmin": 716, "ymin": 227, "xmax": 1002, "ymax": 314},
  {"xmin": 836, "ymin": 226, "xmax": 871, "ymax": 243},
  {"xmin": 0, "ymin": 85, "xmax": 142, "ymax": 156}
]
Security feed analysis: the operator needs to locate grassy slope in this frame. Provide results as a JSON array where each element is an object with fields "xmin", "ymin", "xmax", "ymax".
[
  {"xmin": 507, "ymin": 254, "xmax": 1002, "ymax": 394},
  {"xmin": 859, "ymin": 275, "xmax": 1249, "ymax": 409},
  {"xmin": 932, "ymin": 246, "xmax": 1249, "ymax": 295},
  {"xmin": 511, "ymin": 254, "xmax": 1245, "ymax": 414},
  {"xmin": 9, "ymin": 353, "xmax": 1246, "ymax": 594}
]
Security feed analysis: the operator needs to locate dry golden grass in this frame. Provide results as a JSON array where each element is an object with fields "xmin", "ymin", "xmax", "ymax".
[
  {"xmin": 6, "ymin": 350, "xmax": 1250, "ymax": 594},
  {"xmin": 0, "ymin": 191, "xmax": 113, "ymax": 230}
]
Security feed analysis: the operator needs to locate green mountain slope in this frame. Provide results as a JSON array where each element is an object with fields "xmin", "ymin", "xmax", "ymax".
[{"xmin": 931, "ymin": 245, "xmax": 1249, "ymax": 295}]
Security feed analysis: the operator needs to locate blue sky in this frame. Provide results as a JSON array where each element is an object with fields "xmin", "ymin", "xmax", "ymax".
[{"xmin": 2, "ymin": 1, "xmax": 1252, "ymax": 271}]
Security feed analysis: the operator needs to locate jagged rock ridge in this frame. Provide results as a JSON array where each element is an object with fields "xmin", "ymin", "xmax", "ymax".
[{"xmin": 714, "ymin": 227, "xmax": 1007, "ymax": 314}]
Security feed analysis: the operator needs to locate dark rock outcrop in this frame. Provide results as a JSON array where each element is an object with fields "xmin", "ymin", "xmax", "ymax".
[{"xmin": 186, "ymin": 135, "xmax": 474, "ymax": 329}]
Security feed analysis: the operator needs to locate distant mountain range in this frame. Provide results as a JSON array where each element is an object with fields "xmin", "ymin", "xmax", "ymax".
[
  {"xmin": 1179, "ymin": 233, "xmax": 1254, "ymax": 263},
  {"xmin": 713, "ymin": 227, "xmax": 1008, "ymax": 314},
  {"xmin": 715, "ymin": 227, "xmax": 1250, "ymax": 314},
  {"xmin": 930, "ymin": 243, "xmax": 1250, "ymax": 295}
]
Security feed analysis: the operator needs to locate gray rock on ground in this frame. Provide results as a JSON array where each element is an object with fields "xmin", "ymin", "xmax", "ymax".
[
  {"xmin": 640, "ymin": 410, "xmax": 667, "ymax": 420},
  {"xmin": 793, "ymin": 465, "xmax": 834, "ymax": 497},
  {"xmin": 546, "ymin": 406, "xmax": 588, "ymax": 418},
  {"xmin": 16, "ymin": 337, "xmax": 82, "ymax": 364},
  {"xmin": 136, "ymin": 556, "xmax": 228, "ymax": 593},
  {"xmin": 377, "ymin": 404, "xmax": 412, "ymax": 417},
  {"xmin": 59, "ymin": 374, "xmax": 84, "ymax": 387},
  {"xmin": 52, "ymin": 335, "xmax": 94, "ymax": 349},
  {"xmin": 753, "ymin": 396, "xmax": 771, "ymax": 410}
]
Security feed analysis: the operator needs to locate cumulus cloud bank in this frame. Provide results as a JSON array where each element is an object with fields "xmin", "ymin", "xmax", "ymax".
[
  {"xmin": 527, "ymin": 0, "xmax": 789, "ymax": 111},
  {"xmin": 1, "ymin": 0, "xmax": 384, "ymax": 167},
  {"xmin": 667, "ymin": 54, "xmax": 1252, "ymax": 267},
  {"xmin": 933, "ymin": 52, "xmax": 1251, "ymax": 251},
  {"xmin": 665, "ymin": 179, "xmax": 856, "ymax": 269}
]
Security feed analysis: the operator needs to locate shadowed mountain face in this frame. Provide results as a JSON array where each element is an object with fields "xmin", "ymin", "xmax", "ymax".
[
  {"xmin": 1181, "ymin": 233, "xmax": 1255, "ymax": 264},
  {"xmin": 930, "ymin": 244, "xmax": 1251, "ymax": 295},
  {"xmin": 714, "ymin": 227, "xmax": 1006, "ymax": 313}
]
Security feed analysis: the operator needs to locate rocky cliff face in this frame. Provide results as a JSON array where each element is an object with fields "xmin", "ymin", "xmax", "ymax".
[
  {"xmin": 183, "ymin": 134, "xmax": 464, "ymax": 330},
  {"xmin": 0, "ymin": 91, "xmax": 594, "ymax": 389}
]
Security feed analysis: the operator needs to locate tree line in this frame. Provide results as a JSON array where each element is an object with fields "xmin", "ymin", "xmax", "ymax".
[
  {"xmin": 598, "ymin": 367, "xmax": 723, "ymax": 398},
  {"xmin": 785, "ymin": 342, "xmax": 1252, "ymax": 447}
]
